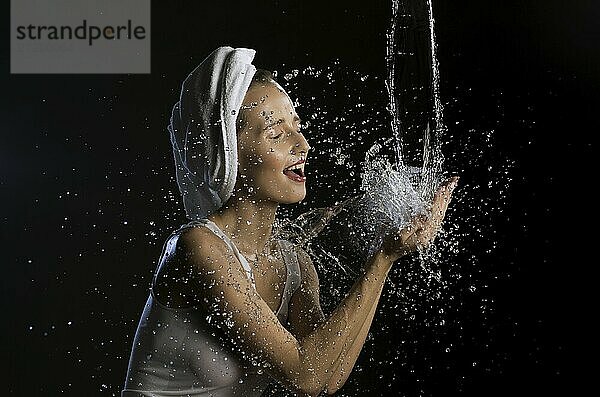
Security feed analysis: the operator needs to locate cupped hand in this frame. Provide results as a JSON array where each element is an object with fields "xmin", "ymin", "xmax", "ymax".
[{"xmin": 378, "ymin": 176, "xmax": 459, "ymax": 263}]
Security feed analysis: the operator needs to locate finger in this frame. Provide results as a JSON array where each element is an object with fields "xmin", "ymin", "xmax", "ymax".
[
  {"xmin": 431, "ymin": 177, "xmax": 459, "ymax": 220},
  {"xmin": 435, "ymin": 177, "xmax": 458, "ymax": 203},
  {"xmin": 430, "ymin": 192, "xmax": 448, "ymax": 227},
  {"xmin": 398, "ymin": 216, "xmax": 426, "ymax": 243},
  {"xmin": 398, "ymin": 224, "xmax": 418, "ymax": 243},
  {"xmin": 415, "ymin": 225, "xmax": 437, "ymax": 250},
  {"xmin": 444, "ymin": 177, "xmax": 459, "ymax": 208},
  {"xmin": 424, "ymin": 182, "xmax": 456, "ymax": 237}
]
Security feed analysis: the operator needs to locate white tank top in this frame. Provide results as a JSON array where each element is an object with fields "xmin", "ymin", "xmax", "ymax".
[{"xmin": 122, "ymin": 219, "xmax": 302, "ymax": 396}]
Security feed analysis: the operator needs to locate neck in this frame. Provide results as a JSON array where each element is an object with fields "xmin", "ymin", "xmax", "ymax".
[{"xmin": 208, "ymin": 195, "xmax": 278, "ymax": 256}]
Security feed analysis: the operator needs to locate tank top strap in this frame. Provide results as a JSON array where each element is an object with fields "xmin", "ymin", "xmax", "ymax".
[
  {"xmin": 274, "ymin": 239, "xmax": 302, "ymax": 323},
  {"xmin": 178, "ymin": 219, "xmax": 257, "ymax": 289}
]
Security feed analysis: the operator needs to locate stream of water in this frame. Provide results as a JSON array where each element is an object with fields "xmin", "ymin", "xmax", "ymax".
[
  {"xmin": 277, "ymin": 0, "xmax": 447, "ymax": 264},
  {"xmin": 385, "ymin": 0, "xmax": 445, "ymax": 200}
]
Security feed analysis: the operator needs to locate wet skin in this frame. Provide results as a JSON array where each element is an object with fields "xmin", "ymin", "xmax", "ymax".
[{"xmin": 154, "ymin": 78, "xmax": 459, "ymax": 396}]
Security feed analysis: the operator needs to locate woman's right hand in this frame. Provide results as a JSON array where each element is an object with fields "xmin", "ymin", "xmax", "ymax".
[{"xmin": 378, "ymin": 176, "xmax": 459, "ymax": 263}]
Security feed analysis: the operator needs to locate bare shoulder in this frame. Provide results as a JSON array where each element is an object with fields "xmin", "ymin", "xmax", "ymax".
[
  {"xmin": 153, "ymin": 225, "xmax": 235, "ymax": 307},
  {"xmin": 176, "ymin": 225, "xmax": 232, "ymax": 267}
]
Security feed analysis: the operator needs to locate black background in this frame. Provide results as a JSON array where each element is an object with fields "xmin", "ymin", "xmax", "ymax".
[{"xmin": 1, "ymin": 0, "xmax": 596, "ymax": 395}]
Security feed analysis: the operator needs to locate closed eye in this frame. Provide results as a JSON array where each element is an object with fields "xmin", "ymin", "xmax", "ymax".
[
  {"xmin": 265, "ymin": 126, "xmax": 284, "ymax": 139},
  {"xmin": 265, "ymin": 117, "xmax": 302, "ymax": 138},
  {"xmin": 264, "ymin": 119, "xmax": 285, "ymax": 139}
]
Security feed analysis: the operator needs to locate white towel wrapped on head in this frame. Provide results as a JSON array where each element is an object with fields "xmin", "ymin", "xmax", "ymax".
[{"xmin": 168, "ymin": 46, "xmax": 257, "ymax": 220}]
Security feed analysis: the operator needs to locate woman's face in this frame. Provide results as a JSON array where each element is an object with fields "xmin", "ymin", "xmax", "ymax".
[{"xmin": 235, "ymin": 81, "xmax": 310, "ymax": 204}]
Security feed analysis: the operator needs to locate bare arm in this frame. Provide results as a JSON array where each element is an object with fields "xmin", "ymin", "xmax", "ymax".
[
  {"xmin": 288, "ymin": 177, "xmax": 460, "ymax": 393},
  {"xmin": 286, "ymin": 247, "xmax": 326, "ymax": 339},
  {"xmin": 179, "ymin": 227, "xmax": 394, "ymax": 396},
  {"xmin": 181, "ymin": 179, "xmax": 458, "ymax": 396},
  {"xmin": 324, "ymin": 283, "xmax": 380, "ymax": 394},
  {"xmin": 288, "ymin": 247, "xmax": 388, "ymax": 395}
]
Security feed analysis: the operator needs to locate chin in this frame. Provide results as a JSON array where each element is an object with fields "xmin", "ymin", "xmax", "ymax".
[
  {"xmin": 291, "ymin": 190, "xmax": 307, "ymax": 204},
  {"xmin": 277, "ymin": 187, "xmax": 306, "ymax": 205},
  {"xmin": 279, "ymin": 194, "xmax": 305, "ymax": 205},
  {"xmin": 268, "ymin": 174, "xmax": 306, "ymax": 204}
]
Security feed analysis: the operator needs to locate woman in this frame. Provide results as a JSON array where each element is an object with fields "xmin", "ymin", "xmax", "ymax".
[{"xmin": 122, "ymin": 46, "xmax": 458, "ymax": 397}]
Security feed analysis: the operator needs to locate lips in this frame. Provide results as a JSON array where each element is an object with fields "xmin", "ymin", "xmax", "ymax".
[{"xmin": 283, "ymin": 159, "xmax": 306, "ymax": 183}]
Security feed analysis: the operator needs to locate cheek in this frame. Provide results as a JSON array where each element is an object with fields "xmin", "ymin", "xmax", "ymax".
[
  {"xmin": 259, "ymin": 150, "xmax": 286, "ymax": 176},
  {"xmin": 238, "ymin": 139, "xmax": 283, "ymax": 177},
  {"xmin": 238, "ymin": 138, "xmax": 263, "ymax": 168}
]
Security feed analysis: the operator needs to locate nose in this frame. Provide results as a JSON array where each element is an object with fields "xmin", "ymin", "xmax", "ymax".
[{"xmin": 289, "ymin": 132, "xmax": 311, "ymax": 156}]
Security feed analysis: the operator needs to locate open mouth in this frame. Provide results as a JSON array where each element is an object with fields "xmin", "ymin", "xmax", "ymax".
[{"xmin": 283, "ymin": 161, "xmax": 306, "ymax": 183}]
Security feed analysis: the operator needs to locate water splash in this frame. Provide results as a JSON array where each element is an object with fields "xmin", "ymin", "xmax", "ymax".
[{"xmin": 277, "ymin": 0, "xmax": 447, "ymax": 269}]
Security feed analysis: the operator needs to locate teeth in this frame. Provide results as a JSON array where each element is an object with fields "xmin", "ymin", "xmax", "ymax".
[{"xmin": 286, "ymin": 163, "xmax": 304, "ymax": 172}]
